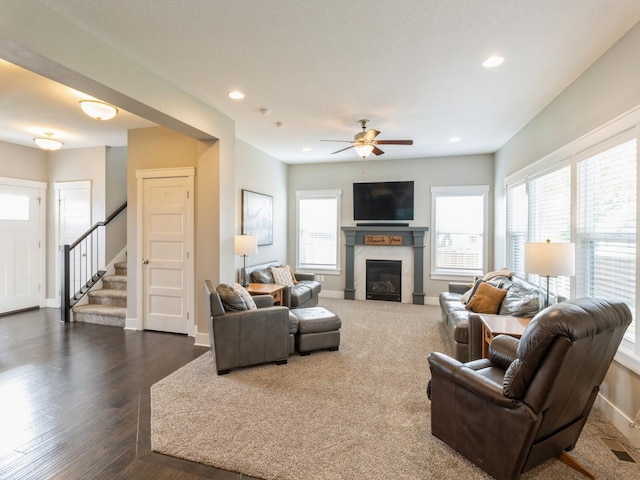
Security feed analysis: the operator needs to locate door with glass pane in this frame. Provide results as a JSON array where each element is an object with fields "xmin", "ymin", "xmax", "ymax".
[{"xmin": 0, "ymin": 184, "xmax": 41, "ymax": 313}]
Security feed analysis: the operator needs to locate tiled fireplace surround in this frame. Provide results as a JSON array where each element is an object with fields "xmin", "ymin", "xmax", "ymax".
[{"xmin": 342, "ymin": 226, "xmax": 429, "ymax": 305}]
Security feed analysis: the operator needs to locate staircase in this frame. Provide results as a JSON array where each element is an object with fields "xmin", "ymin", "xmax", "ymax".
[{"xmin": 72, "ymin": 261, "xmax": 127, "ymax": 327}]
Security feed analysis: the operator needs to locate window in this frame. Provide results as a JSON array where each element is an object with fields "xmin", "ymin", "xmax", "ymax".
[
  {"xmin": 506, "ymin": 182, "xmax": 527, "ymax": 278},
  {"xmin": 505, "ymin": 128, "xmax": 640, "ymax": 370},
  {"xmin": 431, "ymin": 186, "xmax": 489, "ymax": 278},
  {"xmin": 0, "ymin": 194, "xmax": 29, "ymax": 220},
  {"xmin": 528, "ymin": 165, "xmax": 572, "ymax": 300},
  {"xmin": 296, "ymin": 190, "xmax": 341, "ymax": 272},
  {"xmin": 576, "ymin": 136, "xmax": 637, "ymax": 342}
]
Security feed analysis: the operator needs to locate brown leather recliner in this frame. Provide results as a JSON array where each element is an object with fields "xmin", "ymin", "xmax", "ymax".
[
  {"xmin": 204, "ymin": 280, "xmax": 293, "ymax": 375},
  {"xmin": 428, "ymin": 297, "xmax": 631, "ymax": 480}
]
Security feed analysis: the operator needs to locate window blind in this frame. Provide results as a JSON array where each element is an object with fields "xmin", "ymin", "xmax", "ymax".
[
  {"xmin": 434, "ymin": 194, "xmax": 484, "ymax": 273},
  {"xmin": 528, "ymin": 165, "xmax": 571, "ymax": 299},
  {"xmin": 506, "ymin": 182, "xmax": 527, "ymax": 277},
  {"xmin": 576, "ymin": 138, "xmax": 637, "ymax": 340},
  {"xmin": 297, "ymin": 194, "xmax": 339, "ymax": 268}
]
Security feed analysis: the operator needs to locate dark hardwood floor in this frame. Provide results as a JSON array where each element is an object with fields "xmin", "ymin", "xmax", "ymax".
[{"xmin": 0, "ymin": 308, "xmax": 258, "ymax": 480}]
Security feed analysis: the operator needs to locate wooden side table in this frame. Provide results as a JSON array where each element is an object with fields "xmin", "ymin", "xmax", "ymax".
[
  {"xmin": 246, "ymin": 283, "xmax": 285, "ymax": 306},
  {"xmin": 479, "ymin": 315, "xmax": 531, "ymax": 358}
]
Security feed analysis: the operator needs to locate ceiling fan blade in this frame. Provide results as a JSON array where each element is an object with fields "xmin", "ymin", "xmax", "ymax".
[
  {"xmin": 330, "ymin": 145, "xmax": 355, "ymax": 155},
  {"xmin": 372, "ymin": 146, "xmax": 385, "ymax": 156},
  {"xmin": 364, "ymin": 129, "xmax": 380, "ymax": 142},
  {"xmin": 375, "ymin": 140, "xmax": 413, "ymax": 145}
]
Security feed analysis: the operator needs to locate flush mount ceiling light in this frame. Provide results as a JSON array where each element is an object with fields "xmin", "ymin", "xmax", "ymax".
[
  {"xmin": 33, "ymin": 132, "xmax": 63, "ymax": 151},
  {"xmin": 79, "ymin": 100, "xmax": 118, "ymax": 120},
  {"xmin": 483, "ymin": 55, "xmax": 505, "ymax": 68}
]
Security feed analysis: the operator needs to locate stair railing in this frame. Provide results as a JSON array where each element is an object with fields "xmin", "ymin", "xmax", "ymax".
[{"xmin": 60, "ymin": 202, "xmax": 127, "ymax": 323}]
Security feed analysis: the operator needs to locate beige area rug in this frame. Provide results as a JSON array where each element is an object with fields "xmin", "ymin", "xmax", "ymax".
[{"xmin": 151, "ymin": 298, "xmax": 640, "ymax": 479}]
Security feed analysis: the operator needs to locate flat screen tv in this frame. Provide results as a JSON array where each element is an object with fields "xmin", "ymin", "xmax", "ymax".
[{"xmin": 353, "ymin": 181, "xmax": 414, "ymax": 221}]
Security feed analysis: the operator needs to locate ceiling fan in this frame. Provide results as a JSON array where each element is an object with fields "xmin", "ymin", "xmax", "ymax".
[{"xmin": 322, "ymin": 119, "xmax": 413, "ymax": 158}]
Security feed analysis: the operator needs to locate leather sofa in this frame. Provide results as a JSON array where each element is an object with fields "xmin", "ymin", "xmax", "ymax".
[
  {"xmin": 428, "ymin": 297, "xmax": 631, "ymax": 480},
  {"xmin": 439, "ymin": 274, "xmax": 544, "ymax": 362},
  {"xmin": 245, "ymin": 260, "xmax": 321, "ymax": 309},
  {"xmin": 204, "ymin": 280, "xmax": 298, "ymax": 374}
]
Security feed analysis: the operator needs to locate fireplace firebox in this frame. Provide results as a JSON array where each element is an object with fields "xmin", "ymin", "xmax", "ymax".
[{"xmin": 366, "ymin": 259, "xmax": 402, "ymax": 302}]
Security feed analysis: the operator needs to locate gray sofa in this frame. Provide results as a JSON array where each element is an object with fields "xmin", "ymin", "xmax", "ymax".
[
  {"xmin": 245, "ymin": 260, "xmax": 321, "ymax": 309},
  {"xmin": 439, "ymin": 275, "xmax": 545, "ymax": 362}
]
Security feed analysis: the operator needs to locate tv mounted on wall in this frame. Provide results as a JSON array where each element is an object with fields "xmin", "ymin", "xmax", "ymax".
[{"xmin": 353, "ymin": 181, "xmax": 414, "ymax": 221}]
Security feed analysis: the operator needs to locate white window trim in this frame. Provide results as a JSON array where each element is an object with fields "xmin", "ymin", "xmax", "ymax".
[
  {"xmin": 430, "ymin": 185, "xmax": 490, "ymax": 280},
  {"xmin": 503, "ymin": 114, "xmax": 640, "ymax": 375},
  {"xmin": 295, "ymin": 189, "xmax": 342, "ymax": 274}
]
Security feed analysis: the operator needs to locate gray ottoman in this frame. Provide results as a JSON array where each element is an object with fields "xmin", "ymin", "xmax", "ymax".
[{"xmin": 292, "ymin": 306, "xmax": 341, "ymax": 355}]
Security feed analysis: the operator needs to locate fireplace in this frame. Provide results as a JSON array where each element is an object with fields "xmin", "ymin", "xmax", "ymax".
[{"xmin": 366, "ymin": 259, "xmax": 402, "ymax": 302}]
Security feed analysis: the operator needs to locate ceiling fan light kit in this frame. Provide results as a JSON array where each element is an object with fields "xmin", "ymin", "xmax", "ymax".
[
  {"xmin": 33, "ymin": 132, "xmax": 63, "ymax": 151},
  {"xmin": 79, "ymin": 100, "xmax": 119, "ymax": 121},
  {"xmin": 322, "ymin": 119, "xmax": 414, "ymax": 159}
]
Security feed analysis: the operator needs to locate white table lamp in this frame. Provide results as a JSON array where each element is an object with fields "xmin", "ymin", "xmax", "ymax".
[
  {"xmin": 235, "ymin": 235, "xmax": 258, "ymax": 287},
  {"xmin": 524, "ymin": 239, "xmax": 575, "ymax": 309}
]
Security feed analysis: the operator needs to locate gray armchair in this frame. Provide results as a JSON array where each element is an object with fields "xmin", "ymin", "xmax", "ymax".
[
  {"xmin": 428, "ymin": 297, "xmax": 631, "ymax": 480},
  {"xmin": 204, "ymin": 280, "xmax": 292, "ymax": 374}
]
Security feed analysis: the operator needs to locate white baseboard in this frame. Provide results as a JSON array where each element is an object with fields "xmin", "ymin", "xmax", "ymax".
[
  {"xmin": 194, "ymin": 332, "xmax": 210, "ymax": 347},
  {"xmin": 596, "ymin": 393, "xmax": 640, "ymax": 448},
  {"xmin": 124, "ymin": 316, "xmax": 139, "ymax": 330},
  {"xmin": 319, "ymin": 290, "xmax": 343, "ymax": 298}
]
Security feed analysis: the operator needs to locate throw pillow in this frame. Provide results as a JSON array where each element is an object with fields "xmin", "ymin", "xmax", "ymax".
[
  {"xmin": 499, "ymin": 283, "xmax": 540, "ymax": 317},
  {"xmin": 270, "ymin": 266, "xmax": 294, "ymax": 286},
  {"xmin": 288, "ymin": 265, "xmax": 298, "ymax": 284},
  {"xmin": 233, "ymin": 283, "xmax": 257, "ymax": 310},
  {"xmin": 461, "ymin": 279, "xmax": 483, "ymax": 304},
  {"xmin": 216, "ymin": 283, "xmax": 247, "ymax": 311},
  {"xmin": 466, "ymin": 282, "xmax": 508, "ymax": 314},
  {"xmin": 251, "ymin": 268, "xmax": 274, "ymax": 284}
]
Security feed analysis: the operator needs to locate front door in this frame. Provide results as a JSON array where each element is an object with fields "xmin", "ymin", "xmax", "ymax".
[
  {"xmin": 0, "ymin": 181, "xmax": 45, "ymax": 314},
  {"xmin": 139, "ymin": 171, "xmax": 193, "ymax": 334}
]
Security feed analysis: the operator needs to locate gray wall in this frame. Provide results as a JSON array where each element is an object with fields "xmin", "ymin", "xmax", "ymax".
[
  {"xmin": 235, "ymin": 139, "xmax": 288, "ymax": 278},
  {"xmin": 494, "ymin": 21, "xmax": 640, "ymax": 444},
  {"xmin": 288, "ymin": 154, "xmax": 494, "ymax": 301},
  {"xmin": 0, "ymin": 141, "xmax": 48, "ymax": 181}
]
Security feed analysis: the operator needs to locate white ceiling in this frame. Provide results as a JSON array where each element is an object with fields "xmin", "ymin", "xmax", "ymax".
[{"xmin": 3, "ymin": 1, "xmax": 640, "ymax": 163}]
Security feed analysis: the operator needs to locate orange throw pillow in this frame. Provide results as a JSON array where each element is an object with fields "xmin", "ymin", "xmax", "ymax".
[{"xmin": 466, "ymin": 282, "xmax": 507, "ymax": 314}]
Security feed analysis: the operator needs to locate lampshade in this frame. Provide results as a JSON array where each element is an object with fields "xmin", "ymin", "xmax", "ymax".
[
  {"xmin": 354, "ymin": 144, "xmax": 374, "ymax": 158},
  {"xmin": 33, "ymin": 133, "xmax": 63, "ymax": 151},
  {"xmin": 79, "ymin": 100, "xmax": 119, "ymax": 120},
  {"xmin": 524, "ymin": 240, "xmax": 575, "ymax": 277},
  {"xmin": 234, "ymin": 235, "xmax": 258, "ymax": 256}
]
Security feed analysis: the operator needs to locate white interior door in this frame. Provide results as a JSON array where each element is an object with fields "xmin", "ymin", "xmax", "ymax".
[
  {"xmin": 141, "ymin": 175, "xmax": 192, "ymax": 334},
  {"xmin": 55, "ymin": 182, "xmax": 91, "ymax": 301},
  {"xmin": 0, "ymin": 183, "xmax": 42, "ymax": 313}
]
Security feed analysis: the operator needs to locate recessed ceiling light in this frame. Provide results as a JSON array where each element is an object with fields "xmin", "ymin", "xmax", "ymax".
[
  {"xmin": 482, "ymin": 55, "xmax": 504, "ymax": 68},
  {"xmin": 449, "ymin": 136, "xmax": 461, "ymax": 143},
  {"xmin": 228, "ymin": 90, "xmax": 245, "ymax": 100},
  {"xmin": 302, "ymin": 147, "xmax": 311, "ymax": 152}
]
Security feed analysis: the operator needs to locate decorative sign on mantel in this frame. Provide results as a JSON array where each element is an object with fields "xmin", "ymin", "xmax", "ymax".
[{"xmin": 365, "ymin": 235, "xmax": 403, "ymax": 246}]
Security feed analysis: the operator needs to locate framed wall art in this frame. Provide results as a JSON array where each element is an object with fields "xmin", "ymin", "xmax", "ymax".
[{"xmin": 242, "ymin": 189, "xmax": 273, "ymax": 245}]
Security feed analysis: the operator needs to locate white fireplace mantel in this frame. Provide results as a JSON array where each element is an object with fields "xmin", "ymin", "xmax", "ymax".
[{"xmin": 341, "ymin": 226, "xmax": 429, "ymax": 305}]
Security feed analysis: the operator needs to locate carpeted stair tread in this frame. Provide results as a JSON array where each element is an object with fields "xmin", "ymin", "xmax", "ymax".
[
  {"xmin": 88, "ymin": 288, "xmax": 127, "ymax": 298},
  {"xmin": 73, "ymin": 304, "xmax": 126, "ymax": 316},
  {"xmin": 102, "ymin": 275, "xmax": 127, "ymax": 289},
  {"xmin": 72, "ymin": 304, "xmax": 126, "ymax": 327}
]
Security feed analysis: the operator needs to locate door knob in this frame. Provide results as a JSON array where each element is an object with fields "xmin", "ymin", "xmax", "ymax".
[{"xmin": 142, "ymin": 259, "xmax": 149, "ymax": 265}]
